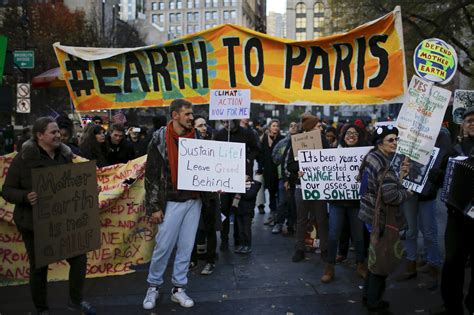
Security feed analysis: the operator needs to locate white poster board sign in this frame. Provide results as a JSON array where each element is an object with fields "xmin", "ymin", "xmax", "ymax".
[
  {"xmin": 298, "ymin": 147, "xmax": 372, "ymax": 200},
  {"xmin": 178, "ymin": 138, "xmax": 246, "ymax": 193},
  {"xmin": 452, "ymin": 89, "xmax": 474, "ymax": 124},
  {"xmin": 396, "ymin": 75, "xmax": 451, "ymax": 165},
  {"xmin": 209, "ymin": 89, "xmax": 251, "ymax": 120}
]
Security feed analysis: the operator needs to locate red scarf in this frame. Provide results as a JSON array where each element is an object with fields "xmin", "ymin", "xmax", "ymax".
[{"xmin": 166, "ymin": 120, "xmax": 195, "ymax": 190}]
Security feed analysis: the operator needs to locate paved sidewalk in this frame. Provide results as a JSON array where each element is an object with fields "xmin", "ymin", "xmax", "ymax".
[{"xmin": 0, "ymin": 202, "xmax": 465, "ymax": 315}]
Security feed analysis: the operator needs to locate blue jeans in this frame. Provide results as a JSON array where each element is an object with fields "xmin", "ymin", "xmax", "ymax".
[
  {"xmin": 147, "ymin": 199, "xmax": 202, "ymax": 287},
  {"xmin": 327, "ymin": 203, "xmax": 365, "ymax": 264},
  {"xmin": 401, "ymin": 194, "xmax": 442, "ymax": 266}
]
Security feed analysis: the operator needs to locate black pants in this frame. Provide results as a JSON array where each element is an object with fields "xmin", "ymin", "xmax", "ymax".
[
  {"xmin": 19, "ymin": 227, "xmax": 87, "ymax": 312},
  {"xmin": 220, "ymin": 193, "xmax": 239, "ymax": 246},
  {"xmin": 441, "ymin": 209, "xmax": 474, "ymax": 314},
  {"xmin": 275, "ymin": 181, "xmax": 296, "ymax": 229},
  {"xmin": 235, "ymin": 214, "xmax": 252, "ymax": 246},
  {"xmin": 363, "ymin": 271, "xmax": 387, "ymax": 306},
  {"xmin": 191, "ymin": 202, "xmax": 218, "ymax": 264}
]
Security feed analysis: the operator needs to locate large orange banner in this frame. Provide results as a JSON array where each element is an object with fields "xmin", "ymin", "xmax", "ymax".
[{"xmin": 54, "ymin": 8, "xmax": 406, "ymax": 111}]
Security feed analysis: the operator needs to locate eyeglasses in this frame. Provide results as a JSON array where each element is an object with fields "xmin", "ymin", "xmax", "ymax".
[
  {"xmin": 346, "ymin": 131, "xmax": 359, "ymax": 137},
  {"xmin": 385, "ymin": 137, "xmax": 399, "ymax": 143}
]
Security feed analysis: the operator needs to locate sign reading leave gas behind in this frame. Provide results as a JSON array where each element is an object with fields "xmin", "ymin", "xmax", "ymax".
[
  {"xmin": 178, "ymin": 138, "xmax": 246, "ymax": 193},
  {"xmin": 32, "ymin": 161, "xmax": 101, "ymax": 268},
  {"xmin": 298, "ymin": 147, "xmax": 371, "ymax": 200}
]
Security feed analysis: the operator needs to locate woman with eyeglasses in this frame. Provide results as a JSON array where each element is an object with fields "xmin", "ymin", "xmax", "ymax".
[
  {"xmin": 322, "ymin": 124, "xmax": 368, "ymax": 283},
  {"xmin": 357, "ymin": 125, "xmax": 412, "ymax": 312}
]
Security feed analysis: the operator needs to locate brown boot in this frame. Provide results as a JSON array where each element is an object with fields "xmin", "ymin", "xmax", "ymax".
[
  {"xmin": 395, "ymin": 260, "xmax": 417, "ymax": 281},
  {"xmin": 427, "ymin": 265, "xmax": 440, "ymax": 290},
  {"xmin": 321, "ymin": 263, "xmax": 335, "ymax": 283},
  {"xmin": 356, "ymin": 262, "xmax": 368, "ymax": 279}
]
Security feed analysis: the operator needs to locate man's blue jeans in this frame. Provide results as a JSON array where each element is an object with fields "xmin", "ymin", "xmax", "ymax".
[
  {"xmin": 327, "ymin": 203, "xmax": 365, "ymax": 264},
  {"xmin": 147, "ymin": 199, "xmax": 202, "ymax": 287},
  {"xmin": 401, "ymin": 194, "xmax": 442, "ymax": 266}
]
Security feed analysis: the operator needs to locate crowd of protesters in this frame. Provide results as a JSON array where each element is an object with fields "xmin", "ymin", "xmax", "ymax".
[{"xmin": 1, "ymin": 103, "xmax": 473, "ymax": 315}]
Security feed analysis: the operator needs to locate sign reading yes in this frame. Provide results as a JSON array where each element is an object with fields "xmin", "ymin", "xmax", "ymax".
[{"xmin": 178, "ymin": 138, "xmax": 246, "ymax": 193}]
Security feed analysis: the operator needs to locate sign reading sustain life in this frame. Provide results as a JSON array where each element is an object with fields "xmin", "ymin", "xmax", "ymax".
[
  {"xmin": 396, "ymin": 75, "xmax": 451, "ymax": 165},
  {"xmin": 414, "ymin": 38, "xmax": 457, "ymax": 85},
  {"xmin": 209, "ymin": 89, "xmax": 250, "ymax": 120},
  {"xmin": 53, "ymin": 7, "xmax": 406, "ymax": 111},
  {"xmin": 298, "ymin": 147, "xmax": 372, "ymax": 200},
  {"xmin": 177, "ymin": 138, "xmax": 246, "ymax": 193},
  {"xmin": 32, "ymin": 161, "xmax": 101, "ymax": 268}
]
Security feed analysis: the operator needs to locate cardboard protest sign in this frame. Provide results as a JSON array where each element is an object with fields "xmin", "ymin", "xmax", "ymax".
[
  {"xmin": 452, "ymin": 89, "xmax": 474, "ymax": 124},
  {"xmin": 209, "ymin": 89, "xmax": 250, "ymax": 120},
  {"xmin": 298, "ymin": 147, "xmax": 371, "ymax": 200},
  {"xmin": 54, "ymin": 8, "xmax": 406, "ymax": 111},
  {"xmin": 391, "ymin": 148, "xmax": 439, "ymax": 193},
  {"xmin": 32, "ymin": 161, "xmax": 100, "ymax": 268},
  {"xmin": 291, "ymin": 129, "xmax": 322, "ymax": 161},
  {"xmin": 396, "ymin": 75, "xmax": 451, "ymax": 165},
  {"xmin": 178, "ymin": 138, "xmax": 246, "ymax": 193},
  {"xmin": 0, "ymin": 155, "xmax": 156, "ymax": 286},
  {"xmin": 413, "ymin": 38, "xmax": 457, "ymax": 85}
]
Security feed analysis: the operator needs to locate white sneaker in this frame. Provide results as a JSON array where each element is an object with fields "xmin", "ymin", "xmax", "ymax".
[
  {"xmin": 171, "ymin": 288, "xmax": 194, "ymax": 308},
  {"xmin": 201, "ymin": 263, "xmax": 215, "ymax": 275},
  {"xmin": 143, "ymin": 286, "xmax": 159, "ymax": 310}
]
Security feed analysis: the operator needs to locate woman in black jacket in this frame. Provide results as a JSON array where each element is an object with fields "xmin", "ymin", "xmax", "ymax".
[{"xmin": 79, "ymin": 124, "xmax": 109, "ymax": 167}]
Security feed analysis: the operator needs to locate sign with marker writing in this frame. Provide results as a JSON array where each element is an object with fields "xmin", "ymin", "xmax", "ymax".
[
  {"xmin": 178, "ymin": 138, "xmax": 246, "ymax": 193},
  {"xmin": 32, "ymin": 161, "xmax": 100, "ymax": 268},
  {"xmin": 209, "ymin": 89, "xmax": 250, "ymax": 120},
  {"xmin": 291, "ymin": 129, "xmax": 323, "ymax": 161},
  {"xmin": 298, "ymin": 147, "xmax": 372, "ymax": 200}
]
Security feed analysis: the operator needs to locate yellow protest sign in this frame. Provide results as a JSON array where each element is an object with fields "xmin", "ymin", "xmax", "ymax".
[
  {"xmin": 54, "ymin": 8, "xmax": 406, "ymax": 111},
  {"xmin": 0, "ymin": 154, "xmax": 156, "ymax": 286}
]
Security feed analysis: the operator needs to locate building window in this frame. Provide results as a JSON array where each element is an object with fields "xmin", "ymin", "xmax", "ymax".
[
  {"xmin": 152, "ymin": 14, "xmax": 158, "ymax": 23},
  {"xmin": 314, "ymin": 2, "xmax": 324, "ymax": 15},
  {"xmin": 194, "ymin": 24, "xmax": 200, "ymax": 32},
  {"xmin": 205, "ymin": 11, "xmax": 211, "ymax": 19},
  {"xmin": 205, "ymin": 0, "xmax": 211, "ymax": 7},
  {"xmin": 296, "ymin": 32, "xmax": 306, "ymax": 41},
  {"xmin": 176, "ymin": 25, "xmax": 182, "ymax": 36},
  {"xmin": 177, "ymin": 0, "xmax": 182, "ymax": 9},
  {"xmin": 159, "ymin": 1, "xmax": 164, "ymax": 9},
  {"xmin": 296, "ymin": 17, "xmax": 306, "ymax": 28},
  {"xmin": 170, "ymin": 1, "xmax": 175, "ymax": 9},
  {"xmin": 169, "ymin": 13, "xmax": 175, "ymax": 22},
  {"xmin": 314, "ymin": 31, "xmax": 323, "ymax": 37},
  {"xmin": 176, "ymin": 12, "xmax": 182, "ymax": 21},
  {"xmin": 187, "ymin": 0, "xmax": 193, "ymax": 8},
  {"xmin": 314, "ymin": 17, "xmax": 324, "ymax": 28},
  {"xmin": 205, "ymin": 24, "xmax": 212, "ymax": 29},
  {"xmin": 170, "ymin": 26, "xmax": 176, "ymax": 35},
  {"xmin": 187, "ymin": 25, "xmax": 194, "ymax": 33},
  {"xmin": 224, "ymin": 0, "xmax": 230, "ymax": 6},
  {"xmin": 212, "ymin": 0, "xmax": 218, "ymax": 7},
  {"xmin": 231, "ymin": 0, "xmax": 237, "ymax": 6},
  {"xmin": 212, "ymin": 11, "xmax": 218, "ymax": 20},
  {"xmin": 194, "ymin": 0, "xmax": 200, "ymax": 7},
  {"xmin": 230, "ymin": 10, "xmax": 236, "ymax": 19},
  {"xmin": 224, "ymin": 10, "xmax": 230, "ymax": 20},
  {"xmin": 159, "ymin": 14, "xmax": 164, "ymax": 22},
  {"xmin": 152, "ymin": 2, "xmax": 158, "ymax": 10},
  {"xmin": 295, "ymin": 2, "xmax": 306, "ymax": 14},
  {"xmin": 194, "ymin": 12, "xmax": 199, "ymax": 20},
  {"xmin": 187, "ymin": 12, "xmax": 193, "ymax": 21}
]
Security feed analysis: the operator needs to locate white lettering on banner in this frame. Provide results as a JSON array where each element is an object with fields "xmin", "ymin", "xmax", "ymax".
[
  {"xmin": 298, "ymin": 147, "xmax": 372, "ymax": 201},
  {"xmin": 209, "ymin": 89, "xmax": 251, "ymax": 120},
  {"xmin": 178, "ymin": 138, "xmax": 246, "ymax": 193}
]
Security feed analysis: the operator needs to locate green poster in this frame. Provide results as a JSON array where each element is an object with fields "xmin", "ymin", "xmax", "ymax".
[{"xmin": 0, "ymin": 36, "xmax": 7, "ymax": 84}]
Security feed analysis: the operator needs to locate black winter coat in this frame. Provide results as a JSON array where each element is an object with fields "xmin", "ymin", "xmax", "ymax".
[{"xmin": 2, "ymin": 140, "xmax": 73, "ymax": 230}]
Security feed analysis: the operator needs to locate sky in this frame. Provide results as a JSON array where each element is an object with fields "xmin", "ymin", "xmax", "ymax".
[{"xmin": 266, "ymin": 1, "xmax": 286, "ymax": 14}]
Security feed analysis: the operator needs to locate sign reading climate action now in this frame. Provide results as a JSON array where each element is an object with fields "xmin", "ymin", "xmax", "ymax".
[
  {"xmin": 298, "ymin": 147, "xmax": 371, "ymax": 200},
  {"xmin": 32, "ymin": 161, "xmax": 101, "ymax": 268},
  {"xmin": 54, "ymin": 8, "xmax": 406, "ymax": 111},
  {"xmin": 177, "ymin": 138, "xmax": 246, "ymax": 193}
]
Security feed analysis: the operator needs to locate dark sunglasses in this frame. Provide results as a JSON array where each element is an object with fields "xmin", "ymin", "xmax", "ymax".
[{"xmin": 385, "ymin": 137, "xmax": 399, "ymax": 143}]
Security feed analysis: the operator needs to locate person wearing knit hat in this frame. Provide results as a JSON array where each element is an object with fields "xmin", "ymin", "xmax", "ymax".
[
  {"xmin": 286, "ymin": 113, "xmax": 330, "ymax": 264},
  {"xmin": 372, "ymin": 125, "xmax": 399, "ymax": 146},
  {"xmin": 301, "ymin": 114, "xmax": 320, "ymax": 132}
]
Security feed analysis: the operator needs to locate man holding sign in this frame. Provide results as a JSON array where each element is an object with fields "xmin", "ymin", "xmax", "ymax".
[
  {"xmin": 2, "ymin": 117, "xmax": 96, "ymax": 315},
  {"xmin": 143, "ymin": 99, "xmax": 202, "ymax": 310}
]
